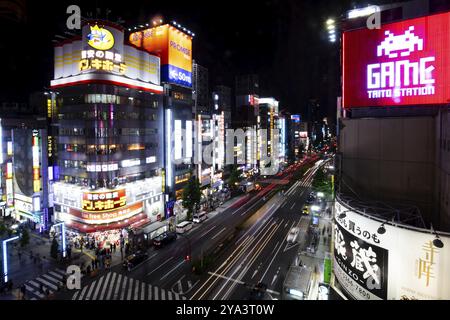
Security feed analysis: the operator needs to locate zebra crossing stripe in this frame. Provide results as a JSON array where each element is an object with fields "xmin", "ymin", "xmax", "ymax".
[
  {"xmin": 140, "ymin": 282, "xmax": 145, "ymax": 300},
  {"xmin": 134, "ymin": 280, "xmax": 139, "ymax": 300},
  {"xmin": 48, "ymin": 271, "xmax": 64, "ymax": 280},
  {"xmin": 161, "ymin": 289, "xmax": 166, "ymax": 300},
  {"xmin": 120, "ymin": 276, "xmax": 128, "ymax": 300},
  {"xmin": 99, "ymin": 272, "xmax": 111, "ymax": 300},
  {"xmin": 113, "ymin": 274, "xmax": 122, "ymax": 300},
  {"xmin": 77, "ymin": 283, "xmax": 88, "ymax": 300},
  {"xmin": 154, "ymin": 286, "xmax": 159, "ymax": 300},
  {"xmin": 42, "ymin": 274, "xmax": 61, "ymax": 286},
  {"xmin": 148, "ymin": 284, "xmax": 152, "ymax": 300},
  {"xmin": 84, "ymin": 280, "xmax": 97, "ymax": 300},
  {"xmin": 72, "ymin": 290, "xmax": 79, "ymax": 300},
  {"xmin": 127, "ymin": 278, "xmax": 134, "ymax": 300},
  {"xmin": 105, "ymin": 272, "xmax": 116, "ymax": 300},
  {"xmin": 35, "ymin": 277, "xmax": 58, "ymax": 291},
  {"xmin": 92, "ymin": 275, "xmax": 105, "ymax": 300},
  {"xmin": 173, "ymin": 291, "xmax": 180, "ymax": 300},
  {"xmin": 25, "ymin": 284, "xmax": 45, "ymax": 299},
  {"xmin": 167, "ymin": 290, "xmax": 173, "ymax": 300}
]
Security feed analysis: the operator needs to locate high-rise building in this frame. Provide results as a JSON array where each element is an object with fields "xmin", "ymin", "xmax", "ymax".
[{"xmin": 50, "ymin": 21, "xmax": 166, "ymax": 233}]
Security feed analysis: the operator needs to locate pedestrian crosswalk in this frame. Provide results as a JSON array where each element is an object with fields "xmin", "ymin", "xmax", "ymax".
[
  {"xmin": 71, "ymin": 272, "xmax": 187, "ymax": 300},
  {"xmin": 24, "ymin": 268, "xmax": 67, "ymax": 300}
]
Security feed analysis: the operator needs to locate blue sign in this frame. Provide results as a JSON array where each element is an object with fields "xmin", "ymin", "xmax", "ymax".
[
  {"xmin": 291, "ymin": 115, "xmax": 301, "ymax": 123},
  {"xmin": 162, "ymin": 65, "xmax": 192, "ymax": 87}
]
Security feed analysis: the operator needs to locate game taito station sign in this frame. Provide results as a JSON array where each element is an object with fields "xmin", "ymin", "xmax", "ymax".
[{"xmin": 342, "ymin": 11, "xmax": 450, "ymax": 108}]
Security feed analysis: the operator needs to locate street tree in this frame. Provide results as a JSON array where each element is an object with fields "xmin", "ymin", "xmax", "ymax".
[
  {"xmin": 182, "ymin": 175, "xmax": 202, "ymax": 221},
  {"xmin": 228, "ymin": 165, "xmax": 242, "ymax": 191}
]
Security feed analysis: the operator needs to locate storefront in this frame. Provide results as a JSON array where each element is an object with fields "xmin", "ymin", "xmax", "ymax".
[{"xmin": 53, "ymin": 177, "xmax": 164, "ymax": 234}]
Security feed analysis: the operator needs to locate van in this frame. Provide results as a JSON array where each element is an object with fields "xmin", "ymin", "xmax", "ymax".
[
  {"xmin": 176, "ymin": 221, "xmax": 193, "ymax": 234},
  {"xmin": 193, "ymin": 212, "xmax": 207, "ymax": 224}
]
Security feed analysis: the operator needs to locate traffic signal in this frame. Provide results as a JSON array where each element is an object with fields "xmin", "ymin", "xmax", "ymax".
[{"xmin": 185, "ymin": 255, "xmax": 191, "ymax": 261}]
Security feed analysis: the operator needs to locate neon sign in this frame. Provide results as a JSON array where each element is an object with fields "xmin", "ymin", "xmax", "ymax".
[{"xmin": 343, "ymin": 12, "xmax": 450, "ymax": 108}]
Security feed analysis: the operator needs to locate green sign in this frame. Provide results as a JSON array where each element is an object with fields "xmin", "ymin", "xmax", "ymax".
[{"xmin": 323, "ymin": 257, "xmax": 332, "ymax": 284}]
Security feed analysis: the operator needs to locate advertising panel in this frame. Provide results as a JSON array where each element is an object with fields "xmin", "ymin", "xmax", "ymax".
[
  {"xmin": 129, "ymin": 25, "xmax": 192, "ymax": 87},
  {"xmin": 334, "ymin": 201, "xmax": 450, "ymax": 300},
  {"xmin": 52, "ymin": 22, "xmax": 161, "ymax": 90},
  {"xmin": 69, "ymin": 202, "xmax": 143, "ymax": 225},
  {"xmin": 342, "ymin": 11, "xmax": 450, "ymax": 108},
  {"xmin": 82, "ymin": 189, "xmax": 126, "ymax": 212}
]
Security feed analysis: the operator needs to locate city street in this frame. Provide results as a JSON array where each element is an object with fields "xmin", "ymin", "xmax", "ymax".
[{"xmin": 54, "ymin": 157, "xmax": 322, "ymax": 301}]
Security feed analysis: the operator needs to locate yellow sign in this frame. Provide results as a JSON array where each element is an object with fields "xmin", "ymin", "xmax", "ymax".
[
  {"xmin": 168, "ymin": 27, "xmax": 192, "ymax": 73},
  {"xmin": 87, "ymin": 25, "xmax": 115, "ymax": 51}
]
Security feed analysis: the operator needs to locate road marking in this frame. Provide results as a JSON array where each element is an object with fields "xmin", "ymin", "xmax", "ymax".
[
  {"xmin": 127, "ymin": 278, "xmax": 134, "ymax": 300},
  {"xmin": 160, "ymin": 259, "xmax": 185, "ymax": 281},
  {"xmin": 201, "ymin": 225, "xmax": 217, "ymax": 238},
  {"xmin": 211, "ymin": 227, "xmax": 227, "ymax": 240},
  {"xmin": 105, "ymin": 272, "xmax": 116, "ymax": 300},
  {"xmin": 290, "ymin": 203, "xmax": 296, "ymax": 210},
  {"xmin": 259, "ymin": 240, "xmax": 285, "ymax": 283},
  {"xmin": 141, "ymin": 282, "xmax": 145, "ymax": 300},
  {"xmin": 148, "ymin": 284, "xmax": 152, "ymax": 300},
  {"xmin": 147, "ymin": 257, "xmax": 174, "ymax": 276},
  {"xmin": 113, "ymin": 274, "xmax": 122, "ymax": 300},
  {"xmin": 271, "ymin": 275, "xmax": 278, "ymax": 285},
  {"xmin": 98, "ymin": 272, "xmax": 111, "ymax": 300}
]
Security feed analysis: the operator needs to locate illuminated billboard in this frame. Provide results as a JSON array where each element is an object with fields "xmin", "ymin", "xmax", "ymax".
[
  {"xmin": 82, "ymin": 189, "xmax": 126, "ymax": 212},
  {"xmin": 52, "ymin": 22, "xmax": 162, "ymax": 93},
  {"xmin": 334, "ymin": 200, "xmax": 450, "ymax": 300},
  {"xmin": 342, "ymin": 12, "xmax": 450, "ymax": 108},
  {"xmin": 129, "ymin": 25, "xmax": 193, "ymax": 87}
]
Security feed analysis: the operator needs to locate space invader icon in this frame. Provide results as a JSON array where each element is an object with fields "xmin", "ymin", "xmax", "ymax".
[{"xmin": 377, "ymin": 26, "xmax": 423, "ymax": 59}]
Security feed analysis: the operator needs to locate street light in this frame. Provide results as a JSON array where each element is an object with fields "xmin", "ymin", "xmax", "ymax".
[
  {"xmin": 53, "ymin": 222, "xmax": 67, "ymax": 258},
  {"xmin": 2, "ymin": 236, "xmax": 19, "ymax": 283}
]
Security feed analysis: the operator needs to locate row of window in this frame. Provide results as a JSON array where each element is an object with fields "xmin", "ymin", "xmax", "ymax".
[
  {"xmin": 59, "ymin": 128, "xmax": 159, "ymax": 137},
  {"xmin": 58, "ymin": 111, "xmax": 158, "ymax": 121},
  {"xmin": 60, "ymin": 94, "xmax": 159, "ymax": 108},
  {"xmin": 62, "ymin": 170, "xmax": 159, "ymax": 188},
  {"xmin": 62, "ymin": 143, "xmax": 158, "ymax": 154}
]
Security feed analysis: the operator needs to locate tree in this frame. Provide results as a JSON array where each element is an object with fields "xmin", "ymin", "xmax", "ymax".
[
  {"xmin": 182, "ymin": 175, "xmax": 202, "ymax": 221},
  {"xmin": 50, "ymin": 238, "xmax": 59, "ymax": 259},
  {"xmin": 228, "ymin": 165, "xmax": 242, "ymax": 191},
  {"xmin": 20, "ymin": 228, "xmax": 29, "ymax": 247}
]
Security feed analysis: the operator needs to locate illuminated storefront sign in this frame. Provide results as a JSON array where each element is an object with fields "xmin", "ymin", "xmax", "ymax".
[
  {"xmin": 32, "ymin": 131, "xmax": 41, "ymax": 193},
  {"xmin": 334, "ymin": 200, "xmax": 450, "ymax": 300},
  {"xmin": 291, "ymin": 115, "xmax": 301, "ymax": 123},
  {"xmin": 82, "ymin": 189, "xmax": 126, "ymax": 212},
  {"xmin": 343, "ymin": 11, "xmax": 450, "ymax": 108},
  {"xmin": 79, "ymin": 49, "xmax": 127, "ymax": 74},
  {"xmin": 69, "ymin": 202, "xmax": 143, "ymax": 225}
]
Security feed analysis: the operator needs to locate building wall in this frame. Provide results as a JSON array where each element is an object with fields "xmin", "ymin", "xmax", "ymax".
[
  {"xmin": 436, "ymin": 108, "xmax": 450, "ymax": 231},
  {"xmin": 340, "ymin": 117, "xmax": 436, "ymax": 223}
]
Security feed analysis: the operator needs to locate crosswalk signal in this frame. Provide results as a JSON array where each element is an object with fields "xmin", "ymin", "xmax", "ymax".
[{"xmin": 185, "ymin": 255, "xmax": 191, "ymax": 261}]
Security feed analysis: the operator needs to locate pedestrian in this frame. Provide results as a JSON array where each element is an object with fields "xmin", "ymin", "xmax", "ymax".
[
  {"xmin": 20, "ymin": 284, "xmax": 26, "ymax": 300},
  {"xmin": 110, "ymin": 242, "xmax": 113, "ymax": 253},
  {"xmin": 113, "ymin": 243, "xmax": 116, "ymax": 253},
  {"xmin": 91, "ymin": 259, "xmax": 95, "ymax": 270}
]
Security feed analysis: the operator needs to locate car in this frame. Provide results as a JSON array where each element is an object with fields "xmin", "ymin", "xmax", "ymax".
[
  {"xmin": 287, "ymin": 227, "xmax": 300, "ymax": 243},
  {"xmin": 193, "ymin": 212, "xmax": 207, "ymax": 224},
  {"xmin": 123, "ymin": 251, "xmax": 149, "ymax": 269},
  {"xmin": 302, "ymin": 206, "xmax": 310, "ymax": 215},
  {"xmin": 176, "ymin": 221, "xmax": 193, "ymax": 234},
  {"xmin": 152, "ymin": 231, "xmax": 177, "ymax": 249}
]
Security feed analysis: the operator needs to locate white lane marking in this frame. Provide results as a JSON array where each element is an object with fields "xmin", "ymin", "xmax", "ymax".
[
  {"xmin": 290, "ymin": 203, "xmax": 296, "ymax": 210},
  {"xmin": 211, "ymin": 227, "xmax": 227, "ymax": 240},
  {"xmin": 113, "ymin": 274, "xmax": 122, "ymax": 300},
  {"xmin": 259, "ymin": 240, "xmax": 285, "ymax": 283},
  {"xmin": 201, "ymin": 225, "xmax": 217, "ymax": 238},
  {"xmin": 147, "ymin": 257, "xmax": 174, "ymax": 276},
  {"xmin": 105, "ymin": 272, "xmax": 116, "ymax": 300},
  {"xmin": 160, "ymin": 260, "xmax": 185, "ymax": 281}
]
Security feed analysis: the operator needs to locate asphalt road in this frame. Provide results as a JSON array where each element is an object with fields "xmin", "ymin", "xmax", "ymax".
[{"xmin": 189, "ymin": 160, "xmax": 324, "ymax": 300}]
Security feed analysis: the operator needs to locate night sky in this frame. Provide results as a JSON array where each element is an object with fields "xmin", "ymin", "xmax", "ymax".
[{"xmin": 0, "ymin": 0, "xmax": 393, "ymax": 121}]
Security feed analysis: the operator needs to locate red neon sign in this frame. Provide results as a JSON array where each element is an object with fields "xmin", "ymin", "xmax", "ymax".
[{"xmin": 343, "ymin": 12, "xmax": 450, "ymax": 108}]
